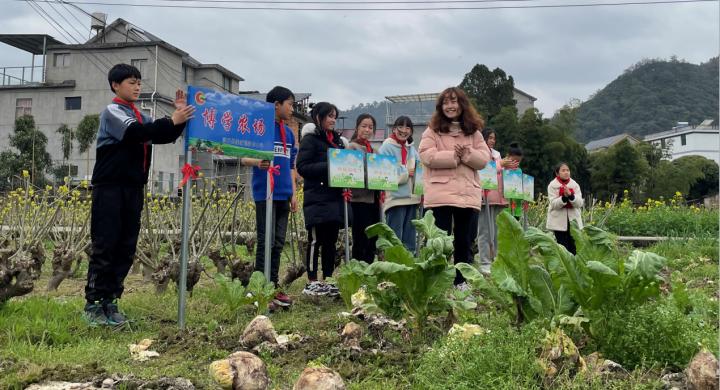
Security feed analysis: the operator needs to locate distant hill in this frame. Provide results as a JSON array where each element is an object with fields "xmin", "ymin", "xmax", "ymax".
[{"xmin": 575, "ymin": 57, "xmax": 719, "ymax": 142}]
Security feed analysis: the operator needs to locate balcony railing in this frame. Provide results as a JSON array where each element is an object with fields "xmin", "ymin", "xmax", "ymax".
[{"xmin": 0, "ymin": 66, "xmax": 43, "ymax": 86}]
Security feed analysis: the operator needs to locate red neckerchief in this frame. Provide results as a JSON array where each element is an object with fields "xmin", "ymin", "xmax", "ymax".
[
  {"xmin": 390, "ymin": 134, "xmax": 407, "ymax": 164},
  {"xmin": 556, "ymin": 176, "xmax": 573, "ymax": 209},
  {"xmin": 357, "ymin": 138, "xmax": 372, "ymax": 153},
  {"xmin": 326, "ymin": 130, "xmax": 338, "ymax": 148},
  {"xmin": 278, "ymin": 120, "xmax": 287, "ymax": 155},
  {"xmin": 113, "ymin": 97, "xmax": 148, "ymax": 172}
]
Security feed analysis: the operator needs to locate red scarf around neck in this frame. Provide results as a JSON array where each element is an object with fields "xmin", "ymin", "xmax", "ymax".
[
  {"xmin": 113, "ymin": 97, "xmax": 143, "ymax": 124},
  {"xmin": 326, "ymin": 129, "xmax": 338, "ymax": 148},
  {"xmin": 390, "ymin": 134, "xmax": 407, "ymax": 165},
  {"xmin": 113, "ymin": 97, "xmax": 148, "ymax": 172},
  {"xmin": 556, "ymin": 176, "xmax": 574, "ymax": 208},
  {"xmin": 356, "ymin": 138, "xmax": 372, "ymax": 153}
]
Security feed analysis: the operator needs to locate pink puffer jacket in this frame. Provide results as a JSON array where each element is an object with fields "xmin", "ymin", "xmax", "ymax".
[{"xmin": 418, "ymin": 124, "xmax": 491, "ymax": 210}]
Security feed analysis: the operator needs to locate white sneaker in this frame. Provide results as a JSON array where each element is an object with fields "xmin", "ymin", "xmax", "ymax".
[{"xmin": 479, "ymin": 264, "xmax": 491, "ymax": 275}]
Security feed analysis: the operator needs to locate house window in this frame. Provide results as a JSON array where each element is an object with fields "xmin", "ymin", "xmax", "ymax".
[
  {"xmin": 182, "ymin": 64, "xmax": 188, "ymax": 83},
  {"xmin": 131, "ymin": 59, "xmax": 147, "ymax": 75},
  {"xmin": 65, "ymin": 96, "xmax": 81, "ymax": 110},
  {"xmin": 660, "ymin": 139, "xmax": 666, "ymax": 149},
  {"xmin": 680, "ymin": 134, "xmax": 686, "ymax": 146},
  {"xmin": 53, "ymin": 53, "xmax": 70, "ymax": 67},
  {"xmin": 15, "ymin": 98, "xmax": 32, "ymax": 118},
  {"xmin": 222, "ymin": 75, "xmax": 231, "ymax": 92}
]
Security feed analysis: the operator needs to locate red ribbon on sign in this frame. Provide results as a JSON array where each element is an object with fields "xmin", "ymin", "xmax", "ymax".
[
  {"xmin": 378, "ymin": 191, "xmax": 386, "ymax": 205},
  {"xmin": 511, "ymin": 200, "xmax": 516, "ymax": 212},
  {"xmin": 343, "ymin": 189, "xmax": 353, "ymax": 202},
  {"xmin": 179, "ymin": 163, "xmax": 200, "ymax": 188},
  {"xmin": 267, "ymin": 164, "xmax": 281, "ymax": 193},
  {"xmin": 522, "ymin": 201, "xmax": 529, "ymax": 212}
]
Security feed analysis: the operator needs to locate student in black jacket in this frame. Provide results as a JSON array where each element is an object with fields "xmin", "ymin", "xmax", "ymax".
[
  {"xmin": 84, "ymin": 63, "xmax": 194, "ymax": 326},
  {"xmin": 296, "ymin": 102, "xmax": 345, "ymax": 297}
]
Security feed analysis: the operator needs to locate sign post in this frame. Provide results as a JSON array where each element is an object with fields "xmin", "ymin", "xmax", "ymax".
[
  {"xmin": 478, "ymin": 160, "xmax": 499, "ymax": 259},
  {"xmin": 328, "ymin": 148, "xmax": 365, "ymax": 264}
]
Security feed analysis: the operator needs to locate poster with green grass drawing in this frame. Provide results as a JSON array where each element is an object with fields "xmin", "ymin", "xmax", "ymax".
[
  {"xmin": 522, "ymin": 174, "xmax": 534, "ymax": 202},
  {"xmin": 413, "ymin": 160, "xmax": 424, "ymax": 195},
  {"xmin": 367, "ymin": 153, "xmax": 399, "ymax": 191},
  {"xmin": 478, "ymin": 160, "xmax": 498, "ymax": 190},
  {"xmin": 328, "ymin": 149, "xmax": 365, "ymax": 189},
  {"xmin": 503, "ymin": 169, "xmax": 523, "ymax": 200}
]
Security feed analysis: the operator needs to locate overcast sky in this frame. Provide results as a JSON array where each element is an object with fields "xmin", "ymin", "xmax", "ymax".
[{"xmin": 1, "ymin": 0, "xmax": 717, "ymax": 116}]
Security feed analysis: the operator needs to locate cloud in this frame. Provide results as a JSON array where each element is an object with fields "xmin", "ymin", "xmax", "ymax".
[{"xmin": 0, "ymin": 1, "xmax": 716, "ymax": 117}]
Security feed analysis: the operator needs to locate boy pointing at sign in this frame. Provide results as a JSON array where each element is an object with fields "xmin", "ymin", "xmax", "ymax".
[
  {"xmin": 84, "ymin": 63, "xmax": 194, "ymax": 326},
  {"xmin": 241, "ymin": 86, "xmax": 298, "ymax": 309}
]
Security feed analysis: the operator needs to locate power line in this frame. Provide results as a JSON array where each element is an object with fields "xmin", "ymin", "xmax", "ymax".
[{"xmin": 23, "ymin": 0, "xmax": 718, "ymax": 11}]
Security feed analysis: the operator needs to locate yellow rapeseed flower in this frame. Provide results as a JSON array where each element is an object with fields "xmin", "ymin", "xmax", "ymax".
[{"xmin": 22, "ymin": 170, "xmax": 29, "ymax": 178}]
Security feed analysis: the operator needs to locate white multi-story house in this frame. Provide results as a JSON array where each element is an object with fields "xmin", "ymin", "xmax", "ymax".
[{"xmin": 644, "ymin": 120, "xmax": 719, "ymax": 163}]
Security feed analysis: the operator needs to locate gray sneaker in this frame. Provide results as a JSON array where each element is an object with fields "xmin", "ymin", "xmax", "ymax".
[
  {"xmin": 103, "ymin": 299, "xmax": 128, "ymax": 326},
  {"xmin": 83, "ymin": 302, "xmax": 110, "ymax": 326}
]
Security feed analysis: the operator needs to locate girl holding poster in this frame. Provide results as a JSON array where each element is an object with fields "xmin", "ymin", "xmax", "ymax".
[
  {"xmin": 476, "ymin": 127, "xmax": 508, "ymax": 273},
  {"xmin": 347, "ymin": 114, "xmax": 381, "ymax": 263},
  {"xmin": 379, "ymin": 116, "xmax": 422, "ymax": 253},
  {"xmin": 418, "ymin": 87, "xmax": 491, "ymax": 286},
  {"xmin": 297, "ymin": 102, "xmax": 345, "ymax": 296},
  {"xmin": 546, "ymin": 162, "xmax": 584, "ymax": 254}
]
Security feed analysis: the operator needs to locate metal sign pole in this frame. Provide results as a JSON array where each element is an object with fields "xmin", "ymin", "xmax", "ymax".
[
  {"xmin": 178, "ymin": 148, "xmax": 191, "ymax": 330},
  {"xmin": 264, "ymin": 172, "xmax": 273, "ymax": 280},
  {"xmin": 343, "ymin": 195, "xmax": 350, "ymax": 264}
]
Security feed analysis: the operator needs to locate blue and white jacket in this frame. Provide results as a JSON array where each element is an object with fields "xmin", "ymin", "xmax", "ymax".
[
  {"xmin": 92, "ymin": 100, "xmax": 185, "ymax": 187},
  {"xmin": 251, "ymin": 121, "xmax": 298, "ymax": 201}
]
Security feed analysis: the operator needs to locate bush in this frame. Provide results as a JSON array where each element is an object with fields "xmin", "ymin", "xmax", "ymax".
[
  {"xmin": 412, "ymin": 316, "xmax": 544, "ymax": 389},
  {"xmin": 590, "ymin": 299, "xmax": 706, "ymax": 369}
]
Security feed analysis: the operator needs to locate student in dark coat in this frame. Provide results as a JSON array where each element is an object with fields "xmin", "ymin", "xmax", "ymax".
[{"xmin": 296, "ymin": 102, "xmax": 345, "ymax": 296}]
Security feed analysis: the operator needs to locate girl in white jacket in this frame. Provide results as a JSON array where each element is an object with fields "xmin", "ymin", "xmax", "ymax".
[{"xmin": 546, "ymin": 163, "xmax": 583, "ymax": 254}]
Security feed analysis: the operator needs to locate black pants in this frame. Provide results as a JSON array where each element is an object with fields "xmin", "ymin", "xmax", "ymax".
[
  {"xmin": 554, "ymin": 230, "xmax": 577, "ymax": 255},
  {"xmin": 254, "ymin": 200, "xmax": 290, "ymax": 286},
  {"xmin": 306, "ymin": 222, "xmax": 340, "ymax": 280},
  {"xmin": 351, "ymin": 202, "xmax": 380, "ymax": 263},
  {"xmin": 85, "ymin": 185, "xmax": 143, "ymax": 303},
  {"xmin": 428, "ymin": 206, "xmax": 479, "ymax": 285}
]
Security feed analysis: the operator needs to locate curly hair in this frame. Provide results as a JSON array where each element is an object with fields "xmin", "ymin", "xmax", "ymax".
[{"xmin": 429, "ymin": 87, "xmax": 484, "ymax": 136}]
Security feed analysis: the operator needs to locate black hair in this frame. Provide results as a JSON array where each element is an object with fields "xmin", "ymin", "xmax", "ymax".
[
  {"xmin": 508, "ymin": 142, "xmax": 523, "ymax": 157},
  {"xmin": 393, "ymin": 115, "xmax": 414, "ymax": 129},
  {"xmin": 266, "ymin": 86, "xmax": 295, "ymax": 105},
  {"xmin": 481, "ymin": 127, "xmax": 496, "ymax": 142},
  {"xmin": 310, "ymin": 102, "xmax": 338, "ymax": 131},
  {"xmin": 351, "ymin": 113, "xmax": 376, "ymax": 142},
  {"xmin": 553, "ymin": 162, "xmax": 570, "ymax": 175},
  {"xmin": 108, "ymin": 63, "xmax": 141, "ymax": 93}
]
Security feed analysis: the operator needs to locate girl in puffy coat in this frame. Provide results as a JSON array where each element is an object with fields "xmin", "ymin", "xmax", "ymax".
[
  {"xmin": 296, "ymin": 102, "xmax": 345, "ymax": 296},
  {"xmin": 379, "ymin": 116, "xmax": 422, "ymax": 253},
  {"xmin": 418, "ymin": 87, "xmax": 491, "ymax": 285},
  {"xmin": 546, "ymin": 162, "xmax": 584, "ymax": 254}
]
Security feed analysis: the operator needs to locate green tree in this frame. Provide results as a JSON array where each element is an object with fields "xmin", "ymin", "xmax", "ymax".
[
  {"xmin": 54, "ymin": 124, "xmax": 75, "ymax": 181},
  {"xmin": 76, "ymin": 114, "xmax": 100, "ymax": 179},
  {"xmin": 459, "ymin": 64, "xmax": 516, "ymax": 121},
  {"xmin": 589, "ymin": 140, "xmax": 649, "ymax": 201},
  {"xmin": 672, "ymin": 156, "xmax": 719, "ymax": 201},
  {"xmin": 0, "ymin": 115, "xmax": 52, "ymax": 188}
]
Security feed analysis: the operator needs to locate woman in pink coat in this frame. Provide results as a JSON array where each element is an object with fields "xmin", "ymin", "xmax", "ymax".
[{"xmin": 418, "ymin": 87, "xmax": 491, "ymax": 286}]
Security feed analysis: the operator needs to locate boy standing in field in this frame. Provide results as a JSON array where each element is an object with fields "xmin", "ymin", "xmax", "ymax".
[
  {"xmin": 241, "ymin": 86, "xmax": 298, "ymax": 310},
  {"xmin": 84, "ymin": 63, "xmax": 194, "ymax": 326}
]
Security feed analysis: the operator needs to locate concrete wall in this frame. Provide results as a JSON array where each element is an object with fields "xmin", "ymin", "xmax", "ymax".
[{"xmin": 513, "ymin": 91, "xmax": 535, "ymax": 116}]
